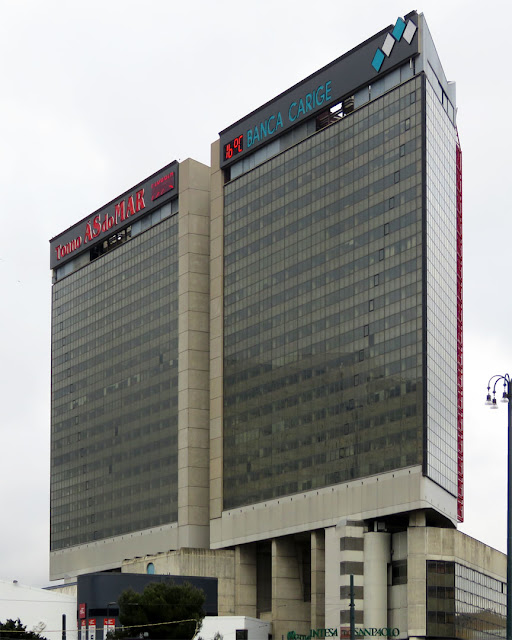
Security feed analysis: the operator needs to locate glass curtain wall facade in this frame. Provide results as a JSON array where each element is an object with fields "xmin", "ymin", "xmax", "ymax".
[
  {"xmin": 424, "ymin": 74, "xmax": 460, "ymax": 500},
  {"xmin": 426, "ymin": 560, "xmax": 506, "ymax": 639},
  {"xmin": 223, "ymin": 74, "xmax": 425, "ymax": 509},
  {"xmin": 51, "ymin": 209, "xmax": 179, "ymax": 550}
]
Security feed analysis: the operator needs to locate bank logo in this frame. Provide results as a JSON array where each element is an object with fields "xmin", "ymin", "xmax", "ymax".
[{"xmin": 372, "ymin": 16, "xmax": 417, "ymax": 72}]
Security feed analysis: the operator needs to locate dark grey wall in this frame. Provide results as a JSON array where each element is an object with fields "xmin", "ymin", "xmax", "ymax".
[
  {"xmin": 77, "ymin": 572, "xmax": 218, "ymax": 622},
  {"xmin": 219, "ymin": 12, "xmax": 419, "ymax": 168}
]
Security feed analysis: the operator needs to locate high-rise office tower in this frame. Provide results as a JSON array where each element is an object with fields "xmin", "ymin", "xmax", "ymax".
[
  {"xmin": 209, "ymin": 10, "xmax": 463, "ymax": 633},
  {"xmin": 50, "ymin": 160, "xmax": 211, "ymax": 576},
  {"xmin": 50, "ymin": 10, "xmax": 479, "ymax": 638}
]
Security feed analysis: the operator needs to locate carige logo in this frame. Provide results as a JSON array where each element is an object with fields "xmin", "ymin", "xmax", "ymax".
[{"xmin": 371, "ymin": 16, "xmax": 417, "ymax": 72}]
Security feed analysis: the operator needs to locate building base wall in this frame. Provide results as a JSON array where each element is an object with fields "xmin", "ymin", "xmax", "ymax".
[
  {"xmin": 117, "ymin": 525, "xmax": 506, "ymax": 640},
  {"xmin": 50, "ymin": 522, "xmax": 178, "ymax": 580},
  {"xmin": 123, "ymin": 547, "xmax": 236, "ymax": 616},
  {"xmin": 210, "ymin": 467, "xmax": 457, "ymax": 549}
]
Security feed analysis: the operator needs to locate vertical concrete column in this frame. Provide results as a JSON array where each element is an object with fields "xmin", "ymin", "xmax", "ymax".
[
  {"xmin": 363, "ymin": 531, "xmax": 390, "ymax": 629},
  {"xmin": 209, "ymin": 140, "xmax": 224, "ymax": 529},
  {"xmin": 332, "ymin": 521, "xmax": 365, "ymax": 631},
  {"xmin": 324, "ymin": 527, "xmax": 339, "ymax": 630},
  {"xmin": 177, "ymin": 158, "xmax": 211, "ymax": 549},
  {"xmin": 235, "ymin": 544, "xmax": 257, "ymax": 617},
  {"xmin": 388, "ymin": 531, "xmax": 408, "ymax": 633},
  {"xmin": 407, "ymin": 516, "xmax": 427, "ymax": 638},
  {"xmin": 272, "ymin": 538, "xmax": 310, "ymax": 640},
  {"xmin": 311, "ymin": 530, "xmax": 325, "ymax": 630}
]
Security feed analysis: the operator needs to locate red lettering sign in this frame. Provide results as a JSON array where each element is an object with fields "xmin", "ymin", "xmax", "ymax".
[
  {"xmin": 136, "ymin": 189, "xmax": 145, "ymax": 212},
  {"xmin": 56, "ymin": 186, "xmax": 148, "ymax": 262},
  {"xmin": 151, "ymin": 172, "xmax": 174, "ymax": 201},
  {"xmin": 115, "ymin": 201, "xmax": 125, "ymax": 224},
  {"xmin": 126, "ymin": 196, "xmax": 135, "ymax": 217}
]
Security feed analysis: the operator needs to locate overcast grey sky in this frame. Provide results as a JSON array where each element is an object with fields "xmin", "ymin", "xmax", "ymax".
[{"xmin": 1, "ymin": 0, "xmax": 511, "ymax": 587}]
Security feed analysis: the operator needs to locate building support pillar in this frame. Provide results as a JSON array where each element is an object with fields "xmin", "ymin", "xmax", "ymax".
[
  {"xmin": 272, "ymin": 538, "xmax": 310, "ymax": 640},
  {"xmin": 235, "ymin": 545, "xmax": 257, "ymax": 617},
  {"xmin": 363, "ymin": 530, "xmax": 390, "ymax": 629},
  {"xmin": 311, "ymin": 530, "xmax": 325, "ymax": 630}
]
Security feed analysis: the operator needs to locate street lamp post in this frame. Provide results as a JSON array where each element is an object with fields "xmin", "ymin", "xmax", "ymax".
[{"xmin": 486, "ymin": 374, "xmax": 512, "ymax": 640}]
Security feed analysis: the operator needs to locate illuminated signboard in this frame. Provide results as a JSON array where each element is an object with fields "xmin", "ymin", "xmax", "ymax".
[
  {"xmin": 219, "ymin": 11, "xmax": 419, "ymax": 168},
  {"xmin": 50, "ymin": 161, "xmax": 179, "ymax": 269},
  {"xmin": 288, "ymin": 628, "xmax": 400, "ymax": 640},
  {"xmin": 340, "ymin": 629, "xmax": 400, "ymax": 638},
  {"xmin": 223, "ymin": 134, "xmax": 244, "ymax": 162},
  {"xmin": 151, "ymin": 170, "xmax": 175, "ymax": 201}
]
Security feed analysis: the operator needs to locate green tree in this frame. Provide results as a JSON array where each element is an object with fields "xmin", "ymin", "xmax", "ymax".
[
  {"xmin": 113, "ymin": 581, "xmax": 205, "ymax": 640},
  {"xmin": 0, "ymin": 620, "xmax": 48, "ymax": 640}
]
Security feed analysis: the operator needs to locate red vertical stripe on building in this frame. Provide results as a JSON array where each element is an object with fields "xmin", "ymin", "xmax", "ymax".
[{"xmin": 456, "ymin": 140, "xmax": 464, "ymax": 522}]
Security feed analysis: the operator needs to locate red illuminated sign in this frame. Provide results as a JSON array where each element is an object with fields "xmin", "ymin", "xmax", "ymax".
[
  {"xmin": 53, "ymin": 189, "xmax": 145, "ymax": 263},
  {"xmin": 456, "ymin": 141, "xmax": 463, "ymax": 523},
  {"xmin": 79, "ymin": 603, "xmax": 86, "ymax": 618},
  {"xmin": 50, "ymin": 161, "xmax": 179, "ymax": 270},
  {"xmin": 151, "ymin": 171, "xmax": 175, "ymax": 201},
  {"xmin": 223, "ymin": 134, "xmax": 243, "ymax": 162}
]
